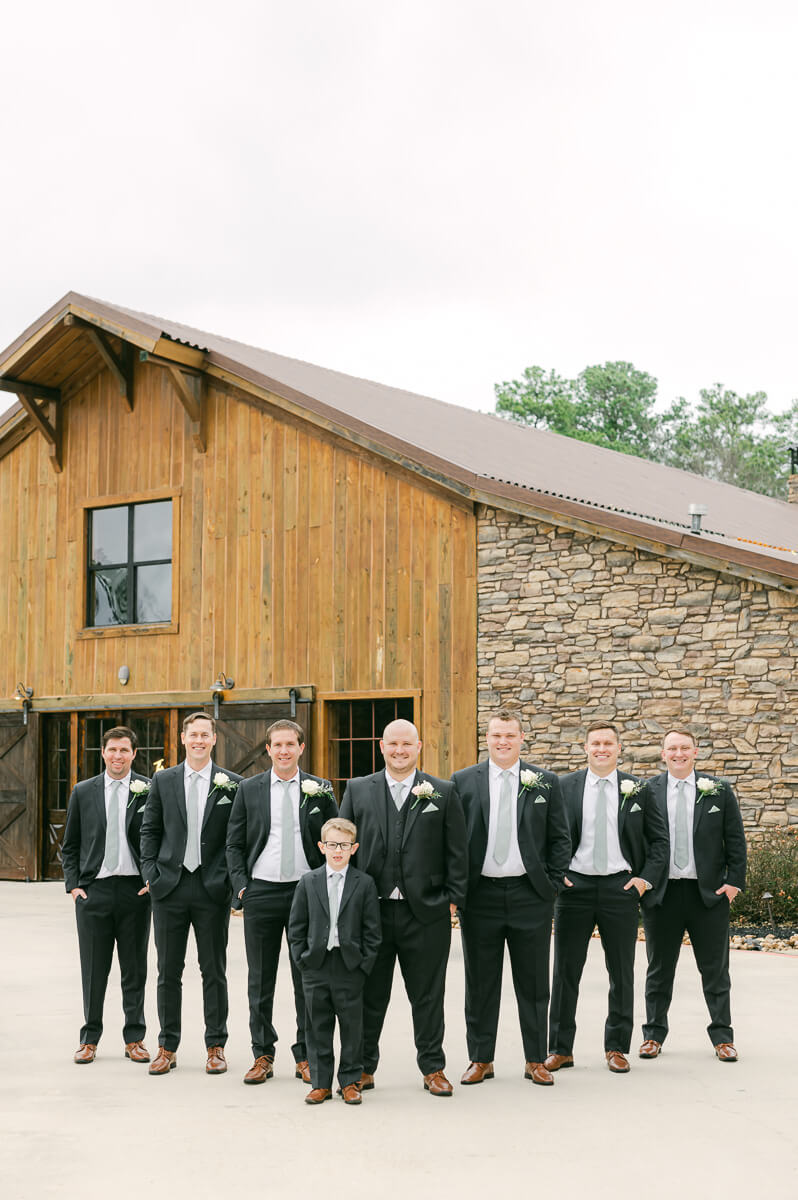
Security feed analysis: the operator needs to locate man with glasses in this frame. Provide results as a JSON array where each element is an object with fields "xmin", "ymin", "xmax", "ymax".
[
  {"xmin": 226, "ymin": 719, "xmax": 337, "ymax": 1085},
  {"xmin": 288, "ymin": 817, "xmax": 381, "ymax": 1104}
]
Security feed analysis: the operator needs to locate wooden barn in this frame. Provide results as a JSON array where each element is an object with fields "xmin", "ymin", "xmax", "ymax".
[{"xmin": 1, "ymin": 293, "xmax": 797, "ymax": 881}]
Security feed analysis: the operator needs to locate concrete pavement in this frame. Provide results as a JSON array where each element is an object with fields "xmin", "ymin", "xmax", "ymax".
[{"xmin": 2, "ymin": 882, "xmax": 796, "ymax": 1199}]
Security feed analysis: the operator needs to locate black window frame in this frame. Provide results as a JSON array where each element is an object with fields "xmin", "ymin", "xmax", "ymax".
[{"xmin": 86, "ymin": 500, "xmax": 173, "ymax": 628}]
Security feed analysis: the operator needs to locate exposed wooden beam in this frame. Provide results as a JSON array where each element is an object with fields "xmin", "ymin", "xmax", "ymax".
[
  {"xmin": 64, "ymin": 314, "xmax": 134, "ymax": 410},
  {"xmin": 14, "ymin": 393, "xmax": 62, "ymax": 472},
  {"xmin": 167, "ymin": 365, "xmax": 207, "ymax": 452},
  {"xmin": 0, "ymin": 376, "xmax": 60, "ymax": 402},
  {"xmin": 0, "ymin": 686, "xmax": 316, "ymax": 713},
  {"xmin": 152, "ymin": 337, "xmax": 206, "ymax": 368}
]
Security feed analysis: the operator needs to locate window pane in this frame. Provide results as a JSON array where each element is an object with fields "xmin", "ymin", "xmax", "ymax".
[
  {"xmin": 91, "ymin": 506, "xmax": 128, "ymax": 566},
  {"xmin": 92, "ymin": 568, "xmax": 128, "ymax": 625},
  {"xmin": 136, "ymin": 564, "xmax": 171, "ymax": 622},
  {"xmin": 134, "ymin": 501, "xmax": 172, "ymax": 562}
]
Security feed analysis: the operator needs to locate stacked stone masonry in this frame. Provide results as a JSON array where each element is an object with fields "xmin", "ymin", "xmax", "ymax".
[{"xmin": 477, "ymin": 507, "xmax": 798, "ymax": 832}]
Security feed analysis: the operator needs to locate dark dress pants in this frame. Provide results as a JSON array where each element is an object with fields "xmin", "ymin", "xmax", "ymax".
[
  {"xmin": 549, "ymin": 870, "xmax": 640, "ymax": 1055},
  {"xmin": 460, "ymin": 875, "xmax": 553, "ymax": 1063},
  {"xmin": 302, "ymin": 949, "xmax": 366, "ymax": 1089},
  {"xmin": 243, "ymin": 879, "xmax": 307, "ymax": 1062},
  {"xmin": 642, "ymin": 879, "xmax": 733, "ymax": 1046},
  {"xmin": 363, "ymin": 899, "xmax": 451, "ymax": 1076},
  {"xmin": 75, "ymin": 875, "xmax": 151, "ymax": 1045},
  {"xmin": 152, "ymin": 868, "xmax": 230, "ymax": 1052}
]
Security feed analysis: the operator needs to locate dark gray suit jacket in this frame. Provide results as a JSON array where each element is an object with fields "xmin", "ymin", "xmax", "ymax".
[
  {"xmin": 288, "ymin": 864, "xmax": 381, "ymax": 973},
  {"xmin": 62, "ymin": 770, "xmax": 151, "ymax": 892}
]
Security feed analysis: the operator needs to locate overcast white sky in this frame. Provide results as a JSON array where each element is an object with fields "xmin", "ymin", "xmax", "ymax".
[{"xmin": 1, "ymin": 1, "xmax": 796, "ymax": 425}]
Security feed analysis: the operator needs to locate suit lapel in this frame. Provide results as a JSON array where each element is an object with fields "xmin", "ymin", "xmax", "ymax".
[
  {"xmin": 201, "ymin": 761, "xmax": 217, "ymax": 831},
  {"xmin": 616, "ymin": 773, "xmax": 627, "ymax": 836},
  {"xmin": 401, "ymin": 771, "xmax": 422, "ymax": 846},
  {"xmin": 93, "ymin": 776, "xmax": 106, "ymax": 831},
  {"xmin": 174, "ymin": 764, "xmax": 188, "ymax": 828},
  {"xmin": 124, "ymin": 773, "xmax": 141, "ymax": 836},
  {"xmin": 313, "ymin": 867, "xmax": 330, "ymax": 916},
  {"xmin": 693, "ymin": 771, "xmax": 708, "ymax": 832},
  {"xmin": 260, "ymin": 769, "xmax": 273, "ymax": 842},
  {"xmin": 477, "ymin": 761, "xmax": 491, "ymax": 836},
  {"xmin": 338, "ymin": 868, "xmax": 356, "ymax": 916},
  {"xmin": 298, "ymin": 771, "xmax": 309, "ymax": 840},
  {"xmin": 374, "ymin": 774, "xmax": 390, "ymax": 851},
  {"xmin": 571, "ymin": 769, "xmax": 587, "ymax": 839}
]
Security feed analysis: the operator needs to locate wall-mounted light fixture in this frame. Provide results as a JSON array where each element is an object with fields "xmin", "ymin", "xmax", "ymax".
[
  {"xmin": 14, "ymin": 682, "xmax": 33, "ymax": 726},
  {"xmin": 210, "ymin": 671, "xmax": 235, "ymax": 720},
  {"xmin": 118, "ymin": 665, "xmax": 130, "ymax": 686}
]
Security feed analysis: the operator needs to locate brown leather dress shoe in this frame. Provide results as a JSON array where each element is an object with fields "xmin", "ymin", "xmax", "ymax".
[
  {"xmin": 125, "ymin": 1041, "xmax": 151, "ymax": 1063},
  {"xmin": 206, "ymin": 1046, "xmax": 227, "ymax": 1074},
  {"xmin": 243, "ymin": 1055, "xmax": 274, "ymax": 1084},
  {"xmin": 461, "ymin": 1061, "xmax": 494, "ymax": 1085},
  {"xmin": 359, "ymin": 1072, "xmax": 375, "ymax": 1090},
  {"xmin": 149, "ymin": 1048, "xmax": 176, "ymax": 1075},
  {"xmin": 639, "ymin": 1040, "xmax": 662, "ymax": 1059},
  {"xmin": 423, "ymin": 1070, "xmax": 454, "ymax": 1096},
  {"xmin": 305, "ymin": 1088, "xmax": 333, "ymax": 1104},
  {"xmin": 341, "ymin": 1083, "xmax": 362, "ymax": 1105},
  {"xmin": 544, "ymin": 1053, "xmax": 574, "ymax": 1071},
  {"xmin": 73, "ymin": 1043, "xmax": 97, "ymax": 1064},
  {"xmin": 715, "ymin": 1043, "xmax": 738, "ymax": 1062},
  {"xmin": 295, "ymin": 1059, "xmax": 311, "ymax": 1084},
  {"xmin": 524, "ymin": 1062, "xmax": 554, "ymax": 1086},
  {"xmin": 606, "ymin": 1051, "xmax": 631, "ymax": 1073}
]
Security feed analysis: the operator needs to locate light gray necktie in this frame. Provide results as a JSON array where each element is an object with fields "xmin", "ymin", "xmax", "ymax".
[
  {"xmin": 327, "ymin": 872, "xmax": 343, "ymax": 950},
  {"xmin": 593, "ymin": 778, "xmax": 610, "ymax": 875},
  {"xmin": 280, "ymin": 780, "xmax": 296, "ymax": 878},
  {"xmin": 673, "ymin": 780, "xmax": 689, "ymax": 869},
  {"xmin": 184, "ymin": 771, "xmax": 200, "ymax": 872},
  {"xmin": 102, "ymin": 780, "xmax": 121, "ymax": 873},
  {"xmin": 493, "ymin": 770, "xmax": 513, "ymax": 866},
  {"xmin": 391, "ymin": 782, "xmax": 406, "ymax": 811}
]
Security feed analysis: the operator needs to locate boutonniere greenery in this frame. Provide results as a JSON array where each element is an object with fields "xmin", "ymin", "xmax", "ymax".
[
  {"xmin": 519, "ymin": 769, "xmax": 549, "ymax": 794},
  {"xmin": 212, "ymin": 771, "xmax": 238, "ymax": 794},
  {"xmin": 619, "ymin": 779, "xmax": 642, "ymax": 808},
  {"xmin": 410, "ymin": 780, "xmax": 442, "ymax": 810},
  {"xmin": 300, "ymin": 778, "xmax": 336, "ymax": 808},
  {"xmin": 127, "ymin": 779, "xmax": 150, "ymax": 808},
  {"xmin": 696, "ymin": 777, "xmax": 721, "ymax": 800}
]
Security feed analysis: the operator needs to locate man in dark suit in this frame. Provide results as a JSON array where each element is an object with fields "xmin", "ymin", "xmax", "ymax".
[
  {"xmin": 288, "ymin": 816, "xmax": 381, "ymax": 1104},
  {"xmin": 546, "ymin": 723, "xmax": 668, "ymax": 1074},
  {"xmin": 452, "ymin": 709, "xmax": 571, "ymax": 1086},
  {"xmin": 140, "ymin": 711, "xmax": 242, "ymax": 1075},
  {"xmin": 340, "ymin": 718, "xmax": 468, "ymax": 1096},
  {"xmin": 639, "ymin": 728, "xmax": 747, "ymax": 1063},
  {"xmin": 226, "ymin": 719, "xmax": 338, "ymax": 1085},
  {"xmin": 62, "ymin": 725, "xmax": 152, "ymax": 1065}
]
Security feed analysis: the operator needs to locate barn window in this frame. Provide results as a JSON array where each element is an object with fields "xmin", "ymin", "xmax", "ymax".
[
  {"xmin": 325, "ymin": 696, "xmax": 417, "ymax": 799},
  {"xmin": 87, "ymin": 500, "xmax": 172, "ymax": 626}
]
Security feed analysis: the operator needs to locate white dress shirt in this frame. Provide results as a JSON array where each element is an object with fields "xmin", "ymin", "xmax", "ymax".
[
  {"xmin": 570, "ymin": 770, "xmax": 632, "ymax": 875},
  {"xmin": 667, "ymin": 771, "xmax": 698, "ymax": 879},
  {"xmin": 184, "ymin": 762, "xmax": 212, "ymax": 867},
  {"xmin": 384, "ymin": 769, "xmax": 413, "ymax": 898},
  {"xmin": 481, "ymin": 759, "xmax": 526, "ymax": 877},
  {"xmin": 97, "ymin": 772, "xmax": 138, "ymax": 878},
  {"xmin": 252, "ymin": 770, "xmax": 311, "ymax": 882},
  {"xmin": 326, "ymin": 864, "xmax": 349, "ymax": 947}
]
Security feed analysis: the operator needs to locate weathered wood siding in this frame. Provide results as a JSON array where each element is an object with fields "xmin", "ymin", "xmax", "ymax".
[{"xmin": 0, "ymin": 361, "xmax": 477, "ymax": 774}]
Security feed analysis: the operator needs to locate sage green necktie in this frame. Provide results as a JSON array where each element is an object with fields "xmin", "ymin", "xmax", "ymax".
[
  {"xmin": 673, "ymin": 780, "xmax": 689, "ymax": 869},
  {"xmin": 184, "ymin": 771, "xmax": 200, "ymax": 872},
  {"xmin": 102, "ymin": 780, "xmax": 121, "ymax": 873},
  {"xmin": 493, "ymin": 770, "xmax": 513, "ymax": 866},
  {"xmin": 280, "ymin": 780, "xmax": 295, "ymax": 878},
  {"xmin": 593, "ymin": 778, "xmax": 610, "ymax": 874},
  {"xmin": 327, "ymin": 872, "xmax": 342, "ymax": 950}
]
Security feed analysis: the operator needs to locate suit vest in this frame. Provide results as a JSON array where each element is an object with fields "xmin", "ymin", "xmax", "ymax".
[{"xmin": 376, "ymin": 780, "xmax": 411, "ymax": 899}]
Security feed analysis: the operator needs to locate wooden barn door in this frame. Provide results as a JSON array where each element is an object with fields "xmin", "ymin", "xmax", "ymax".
[
  {"xmin": 206, "ymin": 702, "xmax": 314, "ymax": 779},
  {"xmin": 0, "ymin": 712, "xmax": 40, "ymax": 881}
]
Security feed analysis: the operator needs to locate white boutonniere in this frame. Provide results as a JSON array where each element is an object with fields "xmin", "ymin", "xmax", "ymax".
[
  {"xmin": 212, "ymin": 772, "xmax": 238, "ymax": 794},
  {"xmin": 519, "ymin": 769, "xmax": 549, "ymax": 794},
  {"xmin": 300, "ymin": 778, "xmax": 336, "ymax": 808},
  {"xmin": 410, "ymin": 780, "xmax": 441, "ymax": 810},
  {"xmin": 619, "ymin": 779, "xmax": 642, "ymax": 809},
  {"xmin": 127, "ymin": 779, "xmax": 150, "ymax": 808},
  {"xmin": 696, "ymin": 777, "xmax": 721, "ymax": 801}
]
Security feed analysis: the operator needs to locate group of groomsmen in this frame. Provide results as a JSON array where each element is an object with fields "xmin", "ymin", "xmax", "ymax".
[{"xmin": 61, "ymin": 706, "xmax": 747, "ymax": 1101}]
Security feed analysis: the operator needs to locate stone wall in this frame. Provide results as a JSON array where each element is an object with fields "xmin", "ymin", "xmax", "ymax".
[{"xmin": 477, "ymin": 507, "xmax": 798, "ymax": 831}]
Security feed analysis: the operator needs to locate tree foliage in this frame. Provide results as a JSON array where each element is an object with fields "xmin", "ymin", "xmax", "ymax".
[{"xmin": 494, "ymin": 362, "xmax": 798, "ymax": 499}]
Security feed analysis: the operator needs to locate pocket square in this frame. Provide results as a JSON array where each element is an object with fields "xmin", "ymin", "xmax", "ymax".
[
  {"xmin": 709, "ymin": 805, "xmax": 720, "ymax": 814},
  {"xmin": 216, "ymin": 797, "xmax": 232, "ymax": 806},
  {"xmin": 630, "ymin": 802, "xmax": 641, "ymax": 813},
  {"xmin": 310, "ymin": 806, "xmax": 321, "ymax": 815},
  {"xmin": 137, "ymin": 806, "xmax": 146, "ymax": 814},
  {"xmin": 534, "ymin": 796, "xmax": 546, "ymax": 804},
  {"xmin": 422, "ymin": 802, "xmax": 439, "ymax": 813}
]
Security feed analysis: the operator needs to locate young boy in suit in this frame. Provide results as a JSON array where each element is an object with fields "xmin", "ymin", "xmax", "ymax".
[{"xmin": 288, "ymin": 817, "xmax": 381, "ymax": 1105}]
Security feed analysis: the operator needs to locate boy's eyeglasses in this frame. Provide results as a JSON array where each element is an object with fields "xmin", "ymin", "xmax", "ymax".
[{"xmin": 323, "ymin": 841, "xmax": 354, "ymax": 851}]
